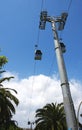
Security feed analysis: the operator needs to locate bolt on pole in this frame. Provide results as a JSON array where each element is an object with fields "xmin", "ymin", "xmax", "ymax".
[{"xmin": 51, "ymin": 21, "xmax": 77, "ymax": 130}]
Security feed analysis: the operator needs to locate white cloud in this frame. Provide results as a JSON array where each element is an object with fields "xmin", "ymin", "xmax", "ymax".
[{"xmin": 1, "ymin": 72, "xmax": 82, "ymax": 128}]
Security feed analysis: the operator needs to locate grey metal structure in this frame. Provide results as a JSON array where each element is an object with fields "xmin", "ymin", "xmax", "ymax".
[
  {"xmin": 77, "ymin": 101, "xmax": 82, "ymax": 130},
  {"xmin": 39, "ymin": 11, "xmax": 78, "ymax": 130}
]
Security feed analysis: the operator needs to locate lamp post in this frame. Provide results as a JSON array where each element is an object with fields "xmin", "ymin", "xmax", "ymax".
[
  {"xmin": 28, "ymin": 121, "xmax": 34, "ymax": 130},
  {"xmin": 77, "ymin": 101, "xmax": 82, "ymax": 130}
]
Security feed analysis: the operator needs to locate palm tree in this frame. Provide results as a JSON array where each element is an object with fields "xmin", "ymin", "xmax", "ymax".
[
  {"xmin": 0, "ymin": 78, "xmax": 18, "ymax": 127},
  {"xmin": 0, "ymin": 55, "xmax": 8, "ymax": 69},
  {"xmin": 0, "ymin": 55, "xmax": 19, "ymax": 129},
  {"xmin": 35, "ymin": 103, "xmax": 67, "ymax": 130},
  {"xmin": 0, "ymin": 86, "xmax": 19, "ymax": 129}
]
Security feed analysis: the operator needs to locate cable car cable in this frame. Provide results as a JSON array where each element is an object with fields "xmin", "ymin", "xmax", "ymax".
[
  {"xmin": 36, "ymin": 0, "xmax": 73, "ymax": 106},
  {"xmin": 36, "ymin": 0, "xmax": 45, "ymax": 47},
  {"xmin": 35, "ymin": 0, "xmax": 46, "ymax": 60},
  {"xmin": 27, "ymin": 61, "xmax": 36, "ymax": 122},
  {"xmin": 59, "ymin": 0, "xmax": 73, "ymax": 41},
  {"xmin": 41, "ymin": 0, "xmax": 44, "ymax": 11},
  {"xmin": 27, "ymin": 0, "xmax": 45, "ymax": 123},
  {"xmin": 67, "ymin": 0, "xmax": 73, "ymax": 12}
]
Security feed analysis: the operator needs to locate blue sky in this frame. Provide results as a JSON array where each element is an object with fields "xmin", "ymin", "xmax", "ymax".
[
  {"xmin": 0, "ymin": 0, "xmax": 82, "ymax": 80},
  {"xmin": 0, "ymin": 0, "xmax": 82, "ymax": 128}
]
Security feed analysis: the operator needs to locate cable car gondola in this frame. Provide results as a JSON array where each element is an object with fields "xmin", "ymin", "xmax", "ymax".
[
  {"xmin": 34, "ymin": 50, "xmax": 42, "ymax": 60},
  {"xmin": 60, "ymin": 42, "xmax": 66, "ymax": 53}
]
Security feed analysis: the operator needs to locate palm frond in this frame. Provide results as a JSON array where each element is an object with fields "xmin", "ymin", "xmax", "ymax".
[{"xmin": 0, "ymin": 76, "xmax": 14, "ymax": 83}]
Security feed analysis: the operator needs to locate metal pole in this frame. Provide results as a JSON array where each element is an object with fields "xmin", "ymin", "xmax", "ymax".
[
  {"xmin": 31, "ymin": 123, "xmax": 32, "ymax": 130},
  {"xmin": 77, "ymin": 101, "xmax": 82, "ymax": 130},
  {"xmin": 51, "ymin": 21, "xmax": 78, "ymax": 130}
]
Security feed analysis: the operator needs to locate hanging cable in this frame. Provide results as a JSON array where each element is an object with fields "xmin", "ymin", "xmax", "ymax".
[
  {"xmin": 37, "ymin": 0, "xmax": 44, "ymax": 44},
  {"xmin": 67, "ymin": 0, "xmax": 73, "ymax": 12},
  {"xmin": 28, "ymin": 0, "xmax": 74, "ymax": 123},
  {"xmin": 27, "ymin": 61, "xmax": 36, "ymax": 120},
  {"xmin": 36, "ymin": 29, "xmax": 40, "ymax": 47},
  {"xmin": 41, "ymin": 0, "xmax": 44, "ymax": 11},
  {"xmin": 59, "ymin": 0, "xmax": 73, "ymax": 41},
  {"xmin": 36, "ymin": 0, "xmax": 46, "ymax": 47},
  {"xmin": 36, "ymin": 0, "xmax": 73, "ymax": 106},
  {"xmin": 33, "ymin": 50, "xmax": 56, "ymax": 113},
  {"xmin": 27, "ymin": 0, "xmax": 45, "ymax": 123}
]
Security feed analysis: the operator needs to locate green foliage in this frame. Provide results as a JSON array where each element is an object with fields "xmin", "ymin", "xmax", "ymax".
[
  {"xmin": 0, "ymin": 124, "xmax": 23, "ymax": 130},
  {"xmin": 0, "ymin": 56, "xmax": 8, "ymax": 68},
  {"xmin": 35, "ymin": 102, "xmax": 67, "ymax": 130},
  {"xmin": 0, "ymin": 86, "xmax": 19, "ymax": 128},
  {"xmin": 8, "ymin": 125, "xmax": 20, "ymax": 130},
  {"xmin": 0, "ymin": 53, "xmax": 19, "ymax": 130}
]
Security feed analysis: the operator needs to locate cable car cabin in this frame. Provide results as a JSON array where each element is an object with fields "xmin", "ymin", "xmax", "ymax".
[
  {"xmin": 60, "ymin": 42, "xmax": 66, "ymax": 53},
  {"xmin": 35, "ymin": 50, "xmax": 42, "ymax": 60}
]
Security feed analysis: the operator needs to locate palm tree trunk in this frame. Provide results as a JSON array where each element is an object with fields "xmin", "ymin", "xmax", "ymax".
[{"xmin": 51, "ymin": 124, "xmax": 54, "ymax": 130}]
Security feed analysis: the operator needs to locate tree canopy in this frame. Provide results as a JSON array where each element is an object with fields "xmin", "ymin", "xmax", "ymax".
[
  {"xmin": 35, "ymin": 102, "xmax": 67, "ymax": 130},
  {"xmin": 0, "ymin": 55, "xmax": 19, "ymax": 130}
]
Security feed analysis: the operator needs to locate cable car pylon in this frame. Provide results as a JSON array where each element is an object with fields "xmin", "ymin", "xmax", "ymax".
[{"xmin": 39, "ymin": 11, "xmax": 78, "ymax": 130}]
